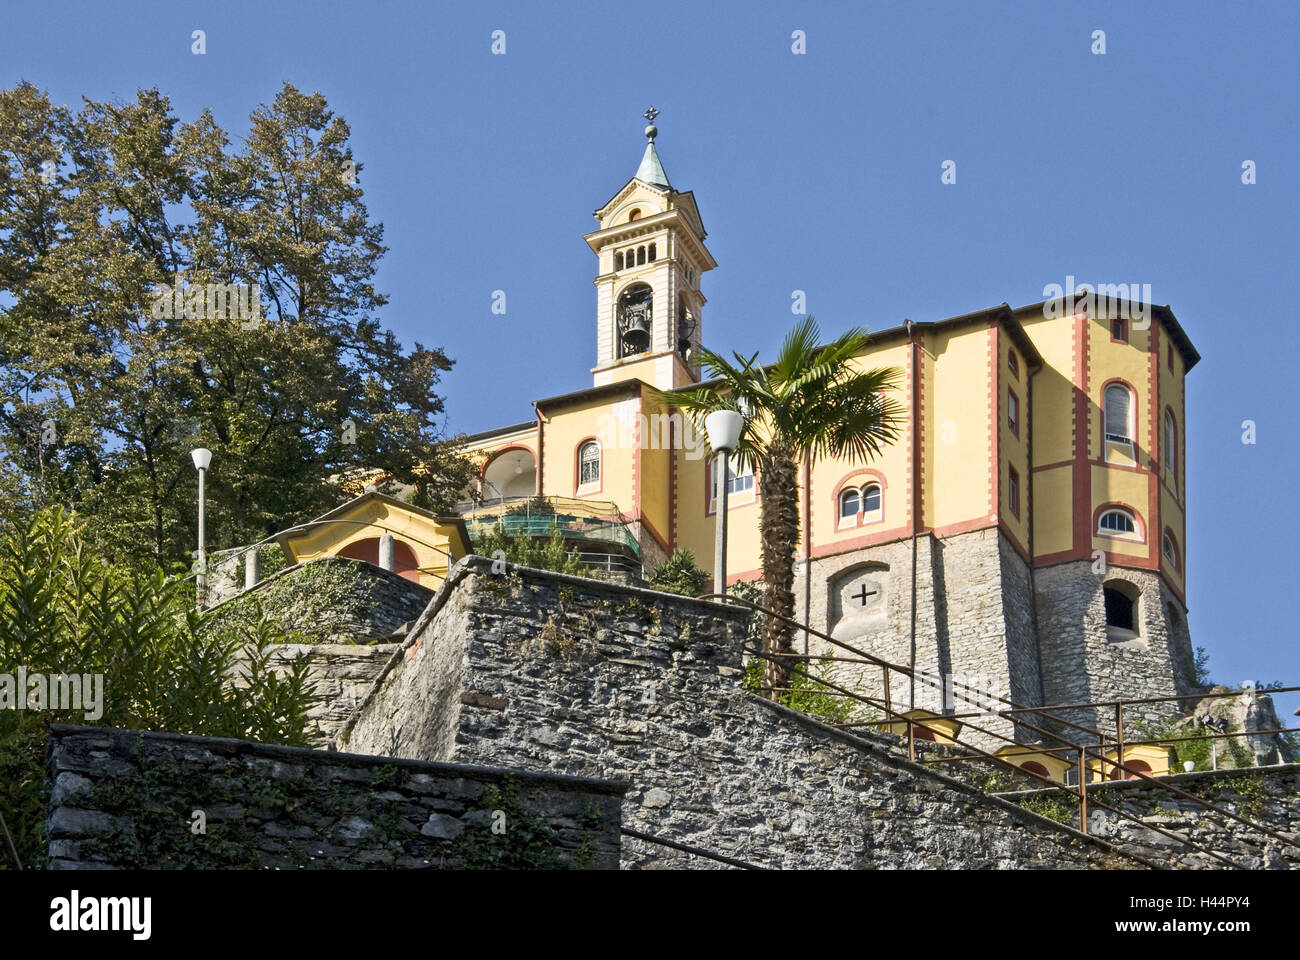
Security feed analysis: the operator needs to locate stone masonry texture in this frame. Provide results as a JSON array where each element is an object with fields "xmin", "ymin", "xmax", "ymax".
[
  {"xmin": 340, "ymin": 558, "xmax": 1143, "ymax": 869},
  {"xmin": 46, "ymin": 725, "xmax": 625, "ymax": 870},
  {"xmin": 1003, "ymin": 765, "xmax": 1300, "ymax": 870}
]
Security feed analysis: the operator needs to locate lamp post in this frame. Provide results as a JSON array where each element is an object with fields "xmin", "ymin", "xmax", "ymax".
[
  {"xmin": 191, "ymin": 448, "xmax": 212, "ymax": 609},
  {"xmin": 705, "ymin": 410, "xmax": 744, "ymax": 602}
]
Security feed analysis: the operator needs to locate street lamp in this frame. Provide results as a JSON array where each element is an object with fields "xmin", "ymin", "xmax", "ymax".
[
  {"xmin": 705, "ymin": 410, "xmax": 745, "ymax": 602},
  {"xmin": 191, "ymin": 448, "xmax": 212, "ymax": 608}
]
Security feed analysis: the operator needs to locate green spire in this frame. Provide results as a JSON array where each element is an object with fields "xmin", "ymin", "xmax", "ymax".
[{"xmin": 635, "ymin": 106, "xmax": 671, "ymax": 188}]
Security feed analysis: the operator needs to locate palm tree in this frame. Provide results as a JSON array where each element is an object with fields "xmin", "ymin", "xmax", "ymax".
[{"xmin": 663, "ymin": 316, "xmax": 904, "ymax": 696}]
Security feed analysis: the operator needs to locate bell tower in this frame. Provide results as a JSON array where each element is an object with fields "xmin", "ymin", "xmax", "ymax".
[{"xmin": 585, "ymin": 109, "xmax": 717, "ymax": 390}]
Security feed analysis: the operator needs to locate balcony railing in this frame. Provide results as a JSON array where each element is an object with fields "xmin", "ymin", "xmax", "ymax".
[{"xmin": 455, "ymin": 496, "xmax": 641, "ymax": 559}]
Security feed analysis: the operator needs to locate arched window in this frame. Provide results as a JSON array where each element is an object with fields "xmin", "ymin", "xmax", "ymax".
[
  {"xmin": 578, "ymin": 440, "xmax": 600, "ymax": 487},
  {"xmin": 862, "ymin": 484, "xmax": 882, "ymax": 513},
  {"xmin": 628, "ymin": 208, "xmax": 641, "ymax": 222},
  {"xmin": 1163, "ymin": 531, "xmax": 1180, "ymax": 570},
  {"xmin": 1008, "ymin": 350, "xmax": 1020, "ymax": 379},
  {"xmin": 1103, "ymin": 580, "xmax": 1140, "ymax": 638},
  {"xmin": 1098, "ymin": 509, "xmax": 1137, "ymax": 536},
  {"xmin": 614, "ymin": 251, "xmax": 624, "ymax": 271},
  {"xmin": 1164, "ymin": 409, "xmax": 1177, "ymax": 487},
  {"xmin": 648, "ymin": 242, "xmax": 656, "ymax": 261},
  {"xmin": 1104, "ymin": 384, "xmax": 1132, "ymax": 443},
  {"xmin": 1020, "ymin": 761, "xmax": 1050, "ymax": 780},
  {"xmin": 839, "ymin": 488, "xmax": 859, "ymax": 520},
  {"xmin": 637, "ymin": 246, "xmax": 646, "ymax": 265}
]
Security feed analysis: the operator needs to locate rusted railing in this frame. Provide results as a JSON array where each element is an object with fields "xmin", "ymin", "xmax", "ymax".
[{"xmin": 702, "ymin": 592, "xmax": 1299, "ymax": 869}]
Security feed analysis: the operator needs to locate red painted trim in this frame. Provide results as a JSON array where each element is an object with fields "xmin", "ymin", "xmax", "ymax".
[
  {"xmin": 1071, "ymin": 308, "xmax": 1092, "ymax": 554},
  {"xmin": 1146, "ymin": 325, "xmax": 1160, "ymax": 569},
  {"xmin": 809, "ymin": 524, "xmax": 916, "ymax": 560},
  {"xmin": 1161, "ymin": 526, "xmax": 1181, "ymax": 573},
  {"xmin": 912, "ymin": 327, "xmax": 923, "ymax": 533},
  {"xmin": 640, "ymin": 512, "xmax": 670, "ymax": 555},
  {"xmin": 1109, "ymin": 317, "xmax": 1129, "ymax": 343},
  {"xmin": 1000, "ymin": 522, "xmax": 1031, "ymax": 564},
  {"xmin": 1032, "ymin": 458, "xmax": 1074, "ymax": 473},
  {"xmin": 668, "ymin": 417, "xmax": 678, "ymax": 551},
  {"xmin": 987, "ymin": 322, "xmax": 999, "ymax": 520},
  {"xmin": 573, "ymin": 435, "xmax": 604, "ymax": 497},
  {"xmin": 927, "ymin": 517, "xmax": 995, "ymax": 539},
  {"xmin": 630, "ymin": 400, "xmax": 641, "ymax": 514},
  {"xmin": 535, "ymin": 412, "xmax": 546, "ymax": 495}
]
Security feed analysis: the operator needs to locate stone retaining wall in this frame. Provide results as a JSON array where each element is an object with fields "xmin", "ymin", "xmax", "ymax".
[
  {"xmin": 1002, "ymin": 765, "xmax": 1300, "ymax": 869},
  {"xmin": 46, "ymin": 725, "xmax": 625, "ymax": 870},
  {"xmin": 341, "ymin": 558, "xmax": 1143, "ymax": 869}
]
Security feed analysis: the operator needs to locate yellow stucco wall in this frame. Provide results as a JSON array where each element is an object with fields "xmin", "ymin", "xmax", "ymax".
[
  {"xmin": 806, "ymin": 341, "xmax": 911, "ymax": 551},
  {"xmin": 541, "ymin": 394, "xmax": 639, "ymax": 511},
  {"xmin": 927, "ymin": 325, "xmax": 993, "ymax": 529},
  {"xmin": 1019, "ymin": 311, "xmax": 1077, "ymax": 557},
  {"xmin": 280, "ymin": 497, "xmax": 469, "ymax": 589}
]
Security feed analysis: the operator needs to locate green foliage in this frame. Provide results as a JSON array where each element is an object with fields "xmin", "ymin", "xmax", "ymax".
[
  {"xmin": 205, "ymin": 557, "xmax": 381, "ymax": 644},
  {"xmin": 475, "ymin": 520, "xmax": 584, "ymax": 576},
  {"xmin": 1217, "ymin": 774, "xmax": 1268, "ymax": 818},
  {"xmin": 0, "ymin": 80, "xmax": 473, "ymax": 571},
  {"xmin": 742, "ymin": 655, "xmax": 877, "ymax": 726},
  {"xmin": 1135, "ymin": 717, "xmax": 1211, "ymax": 773},
  {"xmin": 452, "ymin": 776, "xmax": 584, "ymax": 870},
  {"xmin": 727, "ymin": 578, "xmax": 764, "ymax": 646},
  {"xmin": 652, "ymin": 317, "xmax": 906, "ymax": 675},
  {"xmin": 1016, "ymin": 792, "xmax": 1078, "ymax": 826},
  {"xmin": 648, "ymin": 549, "xmax": 708, "ymax": 598},
  {"xmin": 0, "ymin": 506, "xmax": 319, "ymax": 868}
]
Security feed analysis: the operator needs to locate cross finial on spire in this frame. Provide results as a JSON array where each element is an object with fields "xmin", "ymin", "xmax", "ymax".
[{"xmin": 643, "ymin": 106, "xmax": 659, "ymax": 124}]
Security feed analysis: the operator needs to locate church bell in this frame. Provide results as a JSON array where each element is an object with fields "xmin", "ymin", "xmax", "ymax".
[{"xmin": 622, "ymin": 314, "xmax": 651, "ymax": 350}]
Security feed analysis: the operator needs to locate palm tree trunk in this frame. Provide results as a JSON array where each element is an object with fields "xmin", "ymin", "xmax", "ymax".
[{"xmin": 758, "ymin": 450, "xmax": 799, "ymax": 699}]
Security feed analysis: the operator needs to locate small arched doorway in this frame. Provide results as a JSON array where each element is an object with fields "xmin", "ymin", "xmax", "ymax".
[
  {"xmin": 1110, "ymin": 759, "xmax": 1152, "ymax": 781},
  {"xmin": 336, "ymin": 537, "xmax": 421, "ymax": 583}
]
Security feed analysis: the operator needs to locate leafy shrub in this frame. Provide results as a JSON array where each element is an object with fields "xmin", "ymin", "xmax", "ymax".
[
  {"xmin": 648, "ymin": 549, "xmax": 708, "ymax": 597},
  {"xmin": 474, "ymin": 520, "xmax": 584, "ymax": 576},
  {"xmin": 0, "ymin": 507, "xmax": 318, "ymax": 869}
]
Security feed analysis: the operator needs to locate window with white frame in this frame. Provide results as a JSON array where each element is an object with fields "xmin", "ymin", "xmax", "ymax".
[
  {"xmin": 710, "ymin": 455, "xmax": 753, "ymax": 506},
  {"xmin": 578, "ymin": 441, "xmax": 600, "ymax": 487},
  {"xmin": 1098, "ymin": 508, "xmax": 1138, "ymax": 537},
  {"xmin": 1104, "ymin": 384, "xmax": 1132, "ymax": 444},
  {"xmin": 838, "ymin": 481, "xmax": 882, "ymax": 526},
  {"xmin": 839, "ymin": 488, "xmax": 859, "ymax": 520}
]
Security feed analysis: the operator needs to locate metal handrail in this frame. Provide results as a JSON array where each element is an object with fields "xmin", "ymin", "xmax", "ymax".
[{"xmin": 705, "ymin": 591, "xmax": 1299, "ymax": 867}]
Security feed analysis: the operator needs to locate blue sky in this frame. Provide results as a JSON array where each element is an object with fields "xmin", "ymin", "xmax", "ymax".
[{"xmin": 3, "ymin": 1, "xmax": 1296, "ymax": 715}]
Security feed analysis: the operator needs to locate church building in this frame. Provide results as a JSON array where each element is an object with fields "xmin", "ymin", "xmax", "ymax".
[{"xmin": 455, "ymin": 115, "xmax": 1201, "ymax": 739}]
